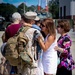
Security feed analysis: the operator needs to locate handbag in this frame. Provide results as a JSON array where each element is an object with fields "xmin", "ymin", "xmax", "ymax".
[{"xmin": 19, "ymin": 30, "xmax": 38, "ymax": 68}]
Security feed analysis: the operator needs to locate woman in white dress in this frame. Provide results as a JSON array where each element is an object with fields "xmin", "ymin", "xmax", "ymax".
[{"xmin": 36, "ymin": 18, "xmax": 58, "ymax": 75}]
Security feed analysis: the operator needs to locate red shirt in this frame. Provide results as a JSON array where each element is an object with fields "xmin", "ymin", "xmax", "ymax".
[{"xmin": 5, "ymin": 24, "xmax": 21, "ymax": 42}]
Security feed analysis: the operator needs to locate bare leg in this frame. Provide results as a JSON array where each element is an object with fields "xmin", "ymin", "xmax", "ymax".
[{"xmin": 44, "ymin": 72, "xmax": 53, "ymax": 75}]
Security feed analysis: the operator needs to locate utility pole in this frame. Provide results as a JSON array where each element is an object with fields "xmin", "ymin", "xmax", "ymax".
[{"xmin": 71, "ymin": 0, "xmax": 74, "ymax": 19}]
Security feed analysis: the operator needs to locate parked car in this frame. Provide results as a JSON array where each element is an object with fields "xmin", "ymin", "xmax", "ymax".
[
  {"xmin": 0, "ymin": 16, "xmax": 5, "ymax": 21},
  {"xmin": 0, "ymin": 21, "xmax": 11, "ymax": 31},
  {"xmin": 3, "ymin": 22, "xmax": 11, "ymax": 29},
  {"xmin": 0, "ymin": 16, "xmax": 5, "ymax": 31}
]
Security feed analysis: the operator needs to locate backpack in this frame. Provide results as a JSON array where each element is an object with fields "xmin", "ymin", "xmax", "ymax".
[
  {"xmin": 4, "ymin": 26, "xmax": 31, "ymax": 66},
  {"xmin": 19, "ymin": 29, "xmax": 39, "ymax": 68},
  {"xmin": 4, "ymin": 26, "xmax": 38, "ymax": 68}
]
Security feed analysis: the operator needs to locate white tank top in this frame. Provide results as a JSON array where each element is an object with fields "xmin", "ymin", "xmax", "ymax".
[{"xmin": 42, "ymin": 34, "xmax": 57, "ymax": 63}]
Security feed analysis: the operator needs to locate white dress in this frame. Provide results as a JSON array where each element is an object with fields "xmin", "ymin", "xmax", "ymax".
[
  {"xmin": 42, "ymin": 34, "xmax": 58, "ymax": 74},
  {"xmin": 37, "ymin": 50, "xmax": 44, "ymax": 75}
]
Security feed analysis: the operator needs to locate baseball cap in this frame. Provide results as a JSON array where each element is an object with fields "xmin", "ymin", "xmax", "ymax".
[{"xmin": 35, "ymin": 16, "xmax": 40, "ymax": 21}]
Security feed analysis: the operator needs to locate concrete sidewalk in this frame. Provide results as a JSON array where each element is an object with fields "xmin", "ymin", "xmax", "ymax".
[{"xmin": 0, "ymin": 31, "xmax": 4, "ymax": 63}]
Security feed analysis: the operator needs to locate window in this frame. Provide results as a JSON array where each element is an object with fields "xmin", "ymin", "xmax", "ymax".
[
  {"xmin": 63, "ymin": 6, "xmax": 66, "ymax": 19},
  {"xmin": 60, "ymin": 7, "xmax": 62, "ymax": 19}
]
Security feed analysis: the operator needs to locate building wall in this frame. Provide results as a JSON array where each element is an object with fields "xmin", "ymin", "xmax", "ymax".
[
  {"xmin": 70, "ymin": 1, "xmax": 75, "ymax": 15},
  {"xmin": 59, "ymin": 0, "xmax": 75, "ymax": 19},
  {"xmin": 59, "ymin": 0, "xmax": 70, "ymax": 16}
]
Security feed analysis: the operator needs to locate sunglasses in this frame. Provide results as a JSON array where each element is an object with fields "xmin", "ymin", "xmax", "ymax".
[
  {"xmin": 41, "ymin": 23, "xmax": 46, "ymax": 27},
  {"xmin": 57, "ymin": 25, "xmax": 60, "ymax": 28},
  {"xmin": 57, "ymin": 25, "xmax": 63, "ymax": 28}
]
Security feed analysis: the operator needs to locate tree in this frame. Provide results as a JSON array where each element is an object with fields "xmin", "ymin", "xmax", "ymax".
[
  {"xmin": 28, "ymin": 5, "xmax": 37, "ymax": 11},
  {"xmin": 0, "ymin": 3, "xmax": 17, "ymax": 21},
  {"xmin": 17, "ymin": 3, "xmax": 28, "ymax": 14},
  {"xmin": 17, "ymin": 3, "xmax": 38, "ymax": 14},
  {"xmin": 48, "ymin": 0, "xmax": 59, "ymax": 19}
]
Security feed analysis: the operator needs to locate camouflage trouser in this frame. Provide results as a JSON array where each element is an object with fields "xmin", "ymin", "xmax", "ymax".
[
  {"xmin": 17, "ymin": 64, "xmax": 37, "ymax": 75},
  {"xmin": 0, "ymin": 60, "xmax": 12, "ymax": 75}
]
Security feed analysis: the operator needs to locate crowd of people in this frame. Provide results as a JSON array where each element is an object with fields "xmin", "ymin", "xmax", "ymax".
[{"xmin": 0, "ymin": 11, "xmax": 75, "ymax": 75}]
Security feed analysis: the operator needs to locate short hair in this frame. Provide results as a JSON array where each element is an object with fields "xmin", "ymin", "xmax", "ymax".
[
  {"xmin": 58, "ymin": 19, "xmax": 70, "ymax": 32},
  {"xmin": 12, "ymin": 12, "xmax": 21, "ymax": 22}
]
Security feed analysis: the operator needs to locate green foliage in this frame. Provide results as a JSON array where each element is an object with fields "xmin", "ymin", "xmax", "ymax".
[
  {"xmin": 17, "ymin": 3, "xmax": 28, "ymax": 14},
  {"xmin": 0, "ymin": 0, "xmax": 59, "ymax": 20},
  {"xmin": 0, "ymin": 2, "xmax": 37, "ymax": 21},
  {"xmin": 48, "ymin": 0, "xmax": 59, "ymax": 19},
  {"xmin": 28, "ymin": 5, "xmax": 37, "ymax": 11},
  {"xmin": 17, "ymin": 3, "xmax": 37, "ymax": 14},
  {"xmin": 0, "ymin": 3, "xmax": 17, "ymax": 21}
]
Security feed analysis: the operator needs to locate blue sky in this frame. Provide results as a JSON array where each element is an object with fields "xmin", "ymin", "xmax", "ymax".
[{"xmin": 0, "ymin": 0, "xmax": 48, "ymax": 8}]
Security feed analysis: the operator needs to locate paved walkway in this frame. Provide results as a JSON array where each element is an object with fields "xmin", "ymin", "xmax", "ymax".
[
  {"xmin": 0, "ymin": 31, "xmax": 4, "ymax": 61},
  {"xmin": 68, "ymin": 29, "xmax": 75, "ymax": 75}
]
